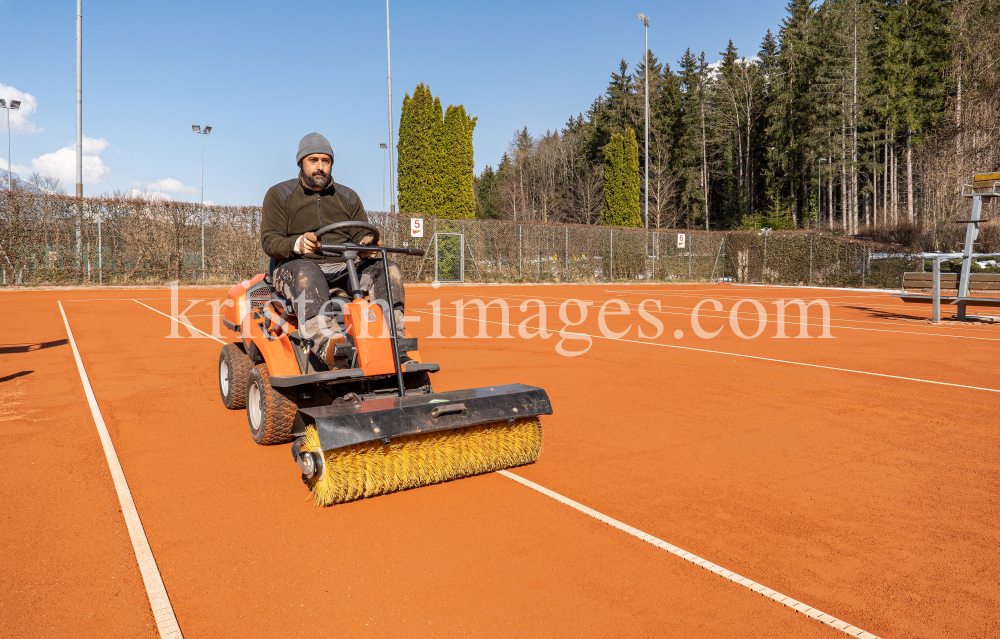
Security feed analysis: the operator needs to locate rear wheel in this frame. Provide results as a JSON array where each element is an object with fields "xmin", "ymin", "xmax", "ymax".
[
  {"xmin": 219, "ymin": 343, "xmax": 252, "ymax": 409},
  {"xmin": 246, "ymin": 364, "xmax": 297, "ymax": 445}
]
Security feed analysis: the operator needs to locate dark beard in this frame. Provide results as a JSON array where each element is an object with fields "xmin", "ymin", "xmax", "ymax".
[{"xmin": 301, "ymin": 169, "xmax": 331, "ymax": 190}]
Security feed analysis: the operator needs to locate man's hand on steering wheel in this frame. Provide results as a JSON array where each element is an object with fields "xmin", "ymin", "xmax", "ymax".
[
  {"xmin": 294, "ymin": 232, "xmax": 321, "ymax": 255},
  {"xmin": 359, "ymin": 234, "xmax": 383, "ymax": 259}
]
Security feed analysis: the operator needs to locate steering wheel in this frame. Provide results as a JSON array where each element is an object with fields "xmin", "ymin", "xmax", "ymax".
[{"xmin": 314, "ymin": 220, "xmax": 380, "ymax": 246}]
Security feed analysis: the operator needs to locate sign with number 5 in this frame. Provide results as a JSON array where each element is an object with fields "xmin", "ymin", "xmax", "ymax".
[{"xmin": 410, "ymin": 218, "xmax": 424, "ymax": 238}]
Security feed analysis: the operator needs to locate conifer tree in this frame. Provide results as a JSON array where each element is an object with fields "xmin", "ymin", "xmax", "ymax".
[
  {"xmin": 440, "ymin": 105, "xmax": 477, "ymax": 218},
  {"xmin": 397, "ymin": 83, "xmax": 476, "ymax": 218},
  {"xmin": 602, "ymin": 128, "xmax": 642, "ymax": 227},
  {"xmin": 397, "ymin": 84, "xmax": 442, "ymax": 215}
]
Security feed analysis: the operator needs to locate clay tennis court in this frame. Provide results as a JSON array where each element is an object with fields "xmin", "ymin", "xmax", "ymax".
[{"xmin": 2, "ymin": 283, "xmax": 997, "ymax": 638}]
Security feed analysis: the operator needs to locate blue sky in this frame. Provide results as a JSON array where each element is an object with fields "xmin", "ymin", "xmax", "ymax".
[{"xmin": 1, "ymin": 0, "xmax": 790, "ymax": 208}]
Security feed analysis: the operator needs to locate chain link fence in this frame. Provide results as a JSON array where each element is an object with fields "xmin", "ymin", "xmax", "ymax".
[{"xmin": 0, "ymin": 192, "xmax": 920, "ymax": 288}]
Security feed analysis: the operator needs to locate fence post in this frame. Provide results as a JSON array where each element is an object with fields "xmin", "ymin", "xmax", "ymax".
[
  {"xmin": 609, "ymin": 228, "xmax": 614, "ymax": 281},
  {"xmin": 862, "ymin": 245, "xmax": 866, "ymax": 288},
  {"xmin": 932, "ymin": 255, "xmax": 941, "ymax": 323},
  {"xmin": 518, "ymin": 224, "xmax": 522, "ymax": 280},
  {"xmin": 809, "ymin": 235, "xmax": 813, "ymax": 285},
  {"xmin": 763, "ymin": 234, "xmax": 768, "ymax": 284},
  {"xmin": 201, "ymin": 220, "xmax": 206, "ymax": 281},
  {"xmin": 722, "ymin": 235, "xmax": 726, "ymax": 281},
  {"xmin": 98, "ymin": 216, "xmax": 102, "ymax": 285},
  {"xmin": 565, "ymin": 225, "xmax": 569, "ymax": 281}
]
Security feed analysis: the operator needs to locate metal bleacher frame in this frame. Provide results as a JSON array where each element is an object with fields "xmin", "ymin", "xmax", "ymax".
[{"xmin": 895, "ymin": 173, "xmax": 1000, "ymax": 322}]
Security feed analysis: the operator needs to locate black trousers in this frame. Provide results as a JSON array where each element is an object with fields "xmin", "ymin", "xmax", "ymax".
[{"xmin": 272, "ymin": 257, "xmax": 405, "ymax": 332}]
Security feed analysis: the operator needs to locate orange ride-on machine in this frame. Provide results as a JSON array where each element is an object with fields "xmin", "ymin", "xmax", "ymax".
[{"xmin": 217, "ymin": 221, "xmax": 552, "ymax": 505}]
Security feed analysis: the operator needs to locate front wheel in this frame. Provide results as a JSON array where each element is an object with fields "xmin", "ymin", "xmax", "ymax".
[
  {"xmin": 246, "ymin": 364, "xmax": 297, "ymax": 445},
  {"xmin": 219, "ymin": 343, "xmax": 252, "ymax": 410}
]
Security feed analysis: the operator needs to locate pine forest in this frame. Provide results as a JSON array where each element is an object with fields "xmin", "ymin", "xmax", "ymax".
[{"xmin": 471, "ymin": 0, "xmax": 999, "ymax": 247}]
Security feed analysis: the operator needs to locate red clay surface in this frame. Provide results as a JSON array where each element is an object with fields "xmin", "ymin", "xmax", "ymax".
[{"xmin": 2, "ymin": 283, "xmax": 998, "ymax": 638}]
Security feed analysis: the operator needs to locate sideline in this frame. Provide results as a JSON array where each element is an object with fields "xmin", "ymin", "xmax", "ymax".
[
  {"xmin": 499, "ymin": 470, "xmax": 881, "ymax": 639},
  {"xmin": 57, "ymin": 301, "xmax": 183, "ymax": 639}
]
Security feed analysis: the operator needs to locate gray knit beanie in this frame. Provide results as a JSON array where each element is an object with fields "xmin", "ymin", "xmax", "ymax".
[{"xmin": 296, "ymin": 132, "xmax": 335, "ymax": 165}]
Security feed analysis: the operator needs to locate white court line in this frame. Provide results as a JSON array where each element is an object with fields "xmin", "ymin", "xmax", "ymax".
[
  {"xmin": 133, "ymin": 299, "xmax": 226, "ymax": 344},
  {"xmin": 125, "ymin": 293, "xmax": 882, "ymax": 635},
  {"xmin": 58, "ymin": 302, "xmax": 184, "ymax": 639},
  {"xmin": 413, "ymin": 308, "xmax": 1000, "ymax": 394},
  {"xmin": 131, "ymin": 295, "xmax": 1000, "ymax": 393},
  {"xmin": 471, "ymin": 292, "xmax": 1000, "ymax": 342},
  {"xmin": 499, "ymin": 470, "xmax": 882, "ymax": 639}
]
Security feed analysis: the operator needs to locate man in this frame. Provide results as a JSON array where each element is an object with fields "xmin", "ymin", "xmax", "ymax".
[{"xmin": 260, "ymin": 132, "xmax": 405, "ymax": 368}]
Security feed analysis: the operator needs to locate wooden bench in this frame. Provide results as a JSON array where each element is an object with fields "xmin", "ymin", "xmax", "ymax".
[{"xmin": 896, "ymin": 271, "xmax": 1000, "ymax": 318}]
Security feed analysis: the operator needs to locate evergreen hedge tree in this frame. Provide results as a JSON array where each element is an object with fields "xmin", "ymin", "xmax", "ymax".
[
  {"xmin": 397, "ymin": 83, "xmax": 476, "ymax": 218},
  {"xmin": 440, "ymin": 105, "xmax": 477, "ymax": 218},
  {"xmin": 397, "ymin": 84, "xmax": 442, "ymax": 215},
  {"xmin": 602, "ymin": 128, "xmax": 643, "ymax": 227}
]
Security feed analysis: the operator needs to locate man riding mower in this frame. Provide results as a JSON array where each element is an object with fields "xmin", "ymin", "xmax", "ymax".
[{"xmin": 216, "ymin": 133, "xmax": 552, "ymax": 505}]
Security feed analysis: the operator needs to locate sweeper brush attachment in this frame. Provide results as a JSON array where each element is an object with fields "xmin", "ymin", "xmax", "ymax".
[
  {"xmin": 291, "ymin": 383, "xmax": 552, "ymax": 506},
  {"xmin": 297, "ymin": 417, "xmax": 542, "ymax": 506}
]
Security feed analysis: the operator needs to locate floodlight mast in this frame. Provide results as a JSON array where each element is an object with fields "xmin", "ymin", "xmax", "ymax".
[
  {"xmin": 380, "ymin": 143, "xmax": 388, "ymax": 212},
  {"xmin": 637, "ymin": 13, "xmax": 650, "ymax": 238},
  {"xmin": 2, "ymin": 99, "xmax": 21, "ymax": 191},
  {"xmin": 386, "ymin": 0, "xmax": 397, "ymax": 213},
  {"xmin": 193, "ymin": 125, "xmax": 212, "ymax": 279}
]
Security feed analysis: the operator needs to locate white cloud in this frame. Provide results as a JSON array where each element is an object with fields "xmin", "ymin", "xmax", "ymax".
[
  {"xmin": 0, "ymin": 84, "xmax": 41, "ymax": 134},
  {"xmin": 146, "ymin": 177, "xmax": 197, "ymax": 194},
  {"xmin": 24, "ymin": 136, "xmax": 111, "ymax": 185},
  {"xmin": 203, "ymin": 200, "xmax": 215, "ymax": 207},
  {"xmin": 125, "ymin": 188, "xmax": 173, "ymax": 202}
]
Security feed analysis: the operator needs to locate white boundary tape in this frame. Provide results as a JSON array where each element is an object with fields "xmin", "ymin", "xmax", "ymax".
[
  {"xmin": 498, "ymin": 470, "xmax": 881, "ymax": 638},
  {"xmin": 58, "ymin": 302, "xmax": 184, "ymax": 639}
]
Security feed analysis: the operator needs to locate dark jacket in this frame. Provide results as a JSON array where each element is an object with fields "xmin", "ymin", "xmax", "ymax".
[{"xmin": 260, "ymin": 176, "xmax": 368, "ymax": 264}]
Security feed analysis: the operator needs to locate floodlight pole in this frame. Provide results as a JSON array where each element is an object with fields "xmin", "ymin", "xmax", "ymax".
[
  {"xmin": 3, "ymin": 102, "xmax": 12, "ymax": 191},
  {"xmin": 380, "ymin": 143, "xmax": 387, "ymax": 212},
  {"xmin": 76, "ymin": 0, "xmax": 83, "ymax": 268},
  {"xmin": 193, "ymin": 125, "xmax": 211, "ymax": 280},
  {"xmin": 386, "ymin": 0, "xmax": 397, "ymax": 213},
  {"xmin": 637, "ymin": 14, "xmax": 649, "ymax": 235}
]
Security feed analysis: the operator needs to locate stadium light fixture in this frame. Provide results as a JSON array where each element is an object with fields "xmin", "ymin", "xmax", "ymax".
[{"xmin": 192, "ymin": 125, "xmax": 201, "ymax": 133}]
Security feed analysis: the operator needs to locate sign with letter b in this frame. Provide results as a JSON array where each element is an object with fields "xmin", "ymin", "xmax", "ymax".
[{"xmin": 410, "ymin": 218, "xmax": 424, "ymax": 238}]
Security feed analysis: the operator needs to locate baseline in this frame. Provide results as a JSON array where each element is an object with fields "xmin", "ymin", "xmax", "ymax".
[{"xmin": 57, "ymin": 301, "xmax": 184, "ymax": 639}]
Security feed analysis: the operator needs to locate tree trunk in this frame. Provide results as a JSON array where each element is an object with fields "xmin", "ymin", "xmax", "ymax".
[
  {"xmin": 906, "ymin": 127, "xmax": 914, "ymax": 222},
  {"xmin": 851, "ymin": 6, "xmax": 859, "ymax": 235},
  {"xmin": 841, "ymin": 91, "xmax": 848, "ymax": 232},
  {"xmin": 883, "ymin": 125, "xmax": 889, "ymax": 227},
  {"xmin": 873, "ymin": 141, "xmax": 879, "ymax": 226},
  {"xmin": 828, "ymin": 158, "xmax": 834, "ymax": 229},
  {"xmin": 891, "ymin": 138, "xmax": 898, "ymax": 225},
  {"xmin": 701, "ymin": 100, "xmax": 709, "ymax": 231},
  {"xmin": 956, "ymin": 74, "xmax": 963, "ymax": 158}
]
